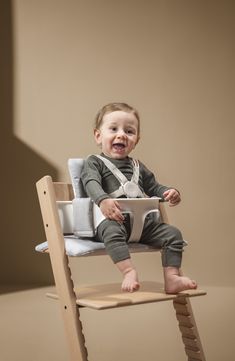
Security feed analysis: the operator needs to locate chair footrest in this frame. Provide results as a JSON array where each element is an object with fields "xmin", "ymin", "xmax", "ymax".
[{"xmin": 47, "ymin": 281, "xmax": 206, "ymax": 310}]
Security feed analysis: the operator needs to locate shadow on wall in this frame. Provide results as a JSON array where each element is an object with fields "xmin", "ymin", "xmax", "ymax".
[{"xmin": 0, "ymin": 1, "xmax": 57, "ymax": 292}]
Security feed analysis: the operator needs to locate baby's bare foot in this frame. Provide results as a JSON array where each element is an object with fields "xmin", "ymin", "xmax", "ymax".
[
  {"xmin": 165, "ymin": 274, "xmax": 197, "ymax": 294},
  {"xmin": 122, "ymin": 268, "xmax": 140, "ymax": 292}
]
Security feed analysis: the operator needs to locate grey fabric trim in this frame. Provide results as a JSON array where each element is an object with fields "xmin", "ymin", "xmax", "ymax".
[
  {"xmin": 68, "ymin": 158, "xmax": 87, "ymax": 197},
  {"xmin": 73, "ymin": 198, "xmax": 95, "ymax": 237}
]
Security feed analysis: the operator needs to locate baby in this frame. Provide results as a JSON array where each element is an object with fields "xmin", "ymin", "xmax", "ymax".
[{"xmin": 81, "ymin": 102, "xmax": 197, "ymax": 293}]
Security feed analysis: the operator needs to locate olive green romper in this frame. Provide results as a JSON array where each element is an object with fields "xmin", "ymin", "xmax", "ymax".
[{"xmin": 81, "ymin": 154, "xmax": 187, "ymax": 267}]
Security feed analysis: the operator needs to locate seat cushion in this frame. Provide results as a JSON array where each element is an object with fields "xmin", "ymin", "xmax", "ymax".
[
  {"xmin": 35, "ymin": 236, "xmax": 158, "ymax": 257},
  {"xmin": 35, "ymin": 236, "xmax": 105, "ymax": 256}
]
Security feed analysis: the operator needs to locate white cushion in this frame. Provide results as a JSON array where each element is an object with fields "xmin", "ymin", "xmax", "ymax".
[
  {"xmin": 68, "ymin": 158, "xmax": 86, "ymax": 197},
  {"xmin": 35, "ymin": 236, "xmax": 158, "ymax": 257},
  {"xmin": 35, "ymin": 236, "xmax": 105, "ymax": 256}
]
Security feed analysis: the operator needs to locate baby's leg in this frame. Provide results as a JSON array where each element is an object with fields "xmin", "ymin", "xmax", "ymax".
[
  {"xmin": 160, "ymin": 224, "xmax": 197, "ymax": 293},
  {"xmin": 164, "ymin": 267, "xmax": 197, "ymax": 294},
  {"xmin": 96, "ymin": 219, "xmax": 139, "ymax": 292},
  {"xmin": 141, "ymin": 220, "xmax": 197, "ymax": 293},
  {"xmin": 116, "ymin": 258, "xmax": 140, "ymax": 292}
]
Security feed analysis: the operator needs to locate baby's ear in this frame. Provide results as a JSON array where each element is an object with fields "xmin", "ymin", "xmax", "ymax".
[{"xmin": 94, "ymin": 128, "xmax": 101, "ymax": 145}]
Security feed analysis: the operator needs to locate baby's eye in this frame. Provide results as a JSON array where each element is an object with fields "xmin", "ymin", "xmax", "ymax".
[
  {"xmin": 126, "ymin": 129, "xmax": 135, "ymax": 135},
  {"xmin": 110, "ymin": 127, "xmax": 117, "ymax": 132}
]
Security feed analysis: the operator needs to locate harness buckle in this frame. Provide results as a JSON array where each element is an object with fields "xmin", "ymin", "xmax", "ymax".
[{"xmin": 123, "ymin": 181, "xmax": 141, "ymax": 198}]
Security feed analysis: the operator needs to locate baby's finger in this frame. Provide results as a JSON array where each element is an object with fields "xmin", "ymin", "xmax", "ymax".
[
  {"xmin": 116, "ymin": 210, "xmax": 125, "ymax": 222},
  {"xmin": 163, "ymin": 190, "xmax": 173, "ymax": 201},
  {"xmin": 169, "ymin": 197, "xmax": 181, "ymax": 207},
  {"xmin": 111, "ymin": 207, "xmax": 124, "ymax": 222}
]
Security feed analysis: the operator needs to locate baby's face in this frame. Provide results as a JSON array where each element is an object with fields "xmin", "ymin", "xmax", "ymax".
[{"xmin": 94, "ymin": 110, "xmax": 139, "ymax": 159}]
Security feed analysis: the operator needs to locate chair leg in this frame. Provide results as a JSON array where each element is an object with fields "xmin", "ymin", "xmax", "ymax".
[
  {"xmin": 173, "ymin": 297, "xmax": 206, "ymax": 361},
  {"xmin": 37, "ymin": 176, "xmax": 88, "ymax": 361},
  {"xmin": 59, "ymin": 275, "xmax": 89, "ymax": 361}
]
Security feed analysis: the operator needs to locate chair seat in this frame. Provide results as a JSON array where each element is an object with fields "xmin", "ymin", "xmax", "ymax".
[
  {"xmin": 35, "ymin": 236, "xmax": 161, "ymax": 257},
  {"xmin": 47, "ymin": 281, "xmax": 206, "ymax": 310}
]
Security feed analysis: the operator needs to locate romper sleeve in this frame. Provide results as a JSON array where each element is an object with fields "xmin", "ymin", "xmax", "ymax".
[
  {"xmin": 81, "ymin": 155, "xmax": 110, "ymax": 205},
  {"xmin": 140, "ymin": 161, "xmax": 173, "ymax": 199}
]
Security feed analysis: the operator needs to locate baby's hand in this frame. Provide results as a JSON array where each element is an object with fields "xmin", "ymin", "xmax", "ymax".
[
  {"xmin": 99, "ymin": 198, "xmax": 125, "ymax": 222},
  {"xmin": 163, "ymin": 189, "xmax": 181, "ymax": 207}
]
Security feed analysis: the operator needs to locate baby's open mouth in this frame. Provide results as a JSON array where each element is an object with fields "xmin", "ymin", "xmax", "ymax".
[{"xmin": 113, "ymin": 143, "xmax": 125, "ymax": 150}]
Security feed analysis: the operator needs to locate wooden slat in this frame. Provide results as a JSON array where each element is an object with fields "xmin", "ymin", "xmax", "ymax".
[
  {"xmin": 182, "ymin": 336, "xmax": 200, "ymax": 349},
  {"xmin": 185, "ymin": 348, "xmax": 203, "ymax": 360},
  {"xmin": 179, "ymin": 325, "xmax": 197, "ymax": 339},
  {"xmin": 173, "ymin": 297, "xmax": 187, "ymax": 305},
  {"xmin": 176, "ymin": 314, "xmax": 194, "ymax": 327},
  {"xmin": 46, "ymin": 281, "xmax": 206, "ymax": 310},
  {"xmin": 174, "ymin": 297, "xmax": 206, "ymax": 361},
  {"xmin": 173, "ymin": 302, "xmax": 190, "ymax": 315}
]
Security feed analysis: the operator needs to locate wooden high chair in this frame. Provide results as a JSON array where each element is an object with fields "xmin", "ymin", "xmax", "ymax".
[{"xmin": 36, "ymin": 175, "xmax": 206, "ymax": 361}]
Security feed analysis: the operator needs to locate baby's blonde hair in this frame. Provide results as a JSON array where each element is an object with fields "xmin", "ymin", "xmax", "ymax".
[{"xmin": 95, "ymin": 102, "xmax": 140, "ymax": 135}]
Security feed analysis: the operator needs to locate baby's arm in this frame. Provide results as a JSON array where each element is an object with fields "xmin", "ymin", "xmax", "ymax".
[
  {"xmin": 140, "ymin": 162, "xmax": 181, "ymax": 206},
  {"xmin": 163, "ymin": 189, "xmax": 181, "ymax": 206},
  {"xmin": 99, "ymin": 198, "xmax": 125, "ymax": 223}
]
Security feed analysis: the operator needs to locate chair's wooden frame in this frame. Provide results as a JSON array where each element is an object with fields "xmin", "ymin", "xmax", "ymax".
[{"xmin": 36, "ymin": 175, "xmax": 206, "ymax": 361}]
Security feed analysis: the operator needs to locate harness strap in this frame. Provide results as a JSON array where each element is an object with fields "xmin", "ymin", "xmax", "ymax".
[
  {"xmin": 131, "ymin": 158, "xmax": 140, "ymax": 184},
  {"xmin": 96, "ymin": 155, "xmax": 129, "ymax": 185},
  {"xmin": 95, "ymin": 155, "xmax": 144, "ymax": 198}
]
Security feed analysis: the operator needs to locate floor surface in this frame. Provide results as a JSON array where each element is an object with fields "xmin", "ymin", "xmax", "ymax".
[{"xmin": 0, "ymin": 284, "xmax": 234, "ymax": 361}]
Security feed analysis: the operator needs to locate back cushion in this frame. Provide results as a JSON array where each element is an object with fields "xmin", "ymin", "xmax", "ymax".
[{"xmin": 68, "ymin": 158, "xmax": 87, "ymax": 198}]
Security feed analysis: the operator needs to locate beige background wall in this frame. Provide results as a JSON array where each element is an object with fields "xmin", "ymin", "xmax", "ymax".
[
  {"xmin": 1, "ymin": 1, "xmax": 235, "ymax": 361},
  {"xmin": 2, "ymin": 0, "xmax": 233, "ymax": 287}
]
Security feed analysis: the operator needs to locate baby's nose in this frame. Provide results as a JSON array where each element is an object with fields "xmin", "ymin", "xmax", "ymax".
[{"xmin": 117, "ymin": 129, "xmax": 126, "ymax": 137}]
